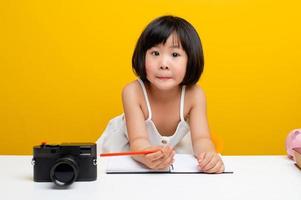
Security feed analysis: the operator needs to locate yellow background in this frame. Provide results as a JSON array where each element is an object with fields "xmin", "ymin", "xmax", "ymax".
[{"xmin": 1, "ymin": 0, "xmax": 300, "ymax": 155}]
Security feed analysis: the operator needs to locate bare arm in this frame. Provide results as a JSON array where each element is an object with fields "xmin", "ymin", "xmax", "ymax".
[
  {"xmin": 122, "ymin": 82, "xmax": 174, "ymax": 169},
  {"xmin": 122, "ymin": 82, "xmax": 151, "ymax": 151},
  {"xmin": 189, "ymin": 86, "xmax": 215, "ymax": 155},
  {"xmin": 188, "ymin": 86, "xmax": 224, "ymax": 173}
]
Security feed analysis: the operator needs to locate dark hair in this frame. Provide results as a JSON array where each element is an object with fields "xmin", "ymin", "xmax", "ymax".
[{"xmin": 132, "ymin": 15, "xmax": 204, "ymax": 86}]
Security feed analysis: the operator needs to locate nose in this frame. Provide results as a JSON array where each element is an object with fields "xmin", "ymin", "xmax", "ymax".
[
  {"xmin": 159, "ymin": 54, "xmax": 170, "ymax": 70},
  {"xmin": 160, "ymin": 65, "xmax": 169, "ymax": 70}
]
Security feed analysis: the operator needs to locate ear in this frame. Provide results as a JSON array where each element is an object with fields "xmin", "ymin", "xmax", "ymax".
[{"xmin": 292, "ymin": 129, "xmax": 301, "ymax": 140}]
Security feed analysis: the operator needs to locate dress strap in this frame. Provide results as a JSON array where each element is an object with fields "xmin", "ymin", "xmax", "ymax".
[
  {"xmin": 137, "ymin": 79, "xmax": 152, "ymax": 120},
  {"xmin": 180, "ymin": 85, "xmax": 186, "ymax": 121}
]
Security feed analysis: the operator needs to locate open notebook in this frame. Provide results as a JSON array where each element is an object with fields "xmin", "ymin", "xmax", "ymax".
[{"xmin": 104, "ymin": 154, "xmax": 233, "ymax": 174}]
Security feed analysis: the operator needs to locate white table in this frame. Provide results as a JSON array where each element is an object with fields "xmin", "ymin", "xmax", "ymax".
[{"xmin": 1, "ymin": 155, "xmax": 300, "ymax": 200}]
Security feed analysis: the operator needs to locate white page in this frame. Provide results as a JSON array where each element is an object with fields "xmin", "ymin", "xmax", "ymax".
[
  {"xmin": 172, "ymin": 154, "xmax": 199, "ymax": 172},
  {"xmin": 105, "ymin": 156, "xmax": 169, "ymax": 173},
  {"xmin": 104, "ymin": 154, "xmax": 233, "ymax": 173},
  {"xmin": 173, "ymin": 154, "xmax": 233, "ymax": 173}
]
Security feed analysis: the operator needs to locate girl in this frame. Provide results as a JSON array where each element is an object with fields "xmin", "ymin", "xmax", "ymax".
[{"xmin": 97, "ymin": 15, "xmax": 224, "ymax": 173}]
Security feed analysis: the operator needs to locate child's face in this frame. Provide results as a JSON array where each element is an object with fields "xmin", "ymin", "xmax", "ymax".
[{"xmin": 145, "ymin": 33, "xmax": 188, "ymax": 90}]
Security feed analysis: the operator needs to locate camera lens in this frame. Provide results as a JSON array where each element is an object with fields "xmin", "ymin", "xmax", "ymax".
[{"xmin": 50, "ymin": 156, "xmax": 79, "ymax": 187}]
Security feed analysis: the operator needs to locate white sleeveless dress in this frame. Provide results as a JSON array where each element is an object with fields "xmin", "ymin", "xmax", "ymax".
[{"xmin": 96, "ymin": 79, "xmax": 194, "ymax": 154}]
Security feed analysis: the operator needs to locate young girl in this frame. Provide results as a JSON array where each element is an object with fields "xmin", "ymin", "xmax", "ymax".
[{"xmin": 97, "ymin": 15, "xmax": 224, "ymax": 173}]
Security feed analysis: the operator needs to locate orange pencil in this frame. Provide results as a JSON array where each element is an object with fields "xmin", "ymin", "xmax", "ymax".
[{"xmin": 100, "ymin": 149, "xmax": 160, "ymax": 157}]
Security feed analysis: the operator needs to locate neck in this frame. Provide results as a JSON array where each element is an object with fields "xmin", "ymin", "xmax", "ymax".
[{"xmin": 146, "ymin": 84, "xmax": 181, "ymax": 103}]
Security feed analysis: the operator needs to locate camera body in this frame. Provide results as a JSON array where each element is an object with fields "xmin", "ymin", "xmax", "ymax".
[{"xmin": 33, "ymin": 143, "xmax": 97, "ymax": 186}]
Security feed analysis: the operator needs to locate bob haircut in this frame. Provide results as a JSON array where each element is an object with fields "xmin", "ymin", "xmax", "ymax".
[{"xmin": 132, "ymin": 15, "xmax": 204, "ymax": 86}]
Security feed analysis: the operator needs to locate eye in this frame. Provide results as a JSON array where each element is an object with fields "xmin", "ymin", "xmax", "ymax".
[
  {"xmin": 172, "ymin": 52, "xmax": 180, "ymax": 57},
  {"xmin": 151, "ymin": 51, "xmax": 160, "ymax": 56}
]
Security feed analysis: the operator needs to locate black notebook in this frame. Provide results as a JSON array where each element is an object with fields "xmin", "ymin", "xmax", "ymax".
[{"xmin": 104, "ymin": 154, "xmax": 233, "ymax": 174}]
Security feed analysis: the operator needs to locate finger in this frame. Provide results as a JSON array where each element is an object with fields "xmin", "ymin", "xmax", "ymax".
[
  {"xmin": 206, "ymin": 161, "xmax": 224, "ymax": 174},
  {"xmin": 157, "ymin": 146, "xmax": 172, "ymax": 165},
  {"xmin": 146, "ymin": 161, "xmax": 159, "ymax": 169},
  {"xmin": 155, "ymin": 159, "xmax": 172, "ymax": 169},
  {"xmin": 199, "ymin": 152, "xmax": 214, "ymax": 168},
  {"xmin": 162, "ymin": 146, "xmax": 173, "ymax": 157},
  {"xmin": 164, "ymin": 148, "xmax": 175, "ymax": 162},
  {"xmin": 203, "ymin": 155, "xmax": 224, "ymax": 173},
  {"xmin": 164, "ymin": 150, "xmax": 175, "ymax": 165},
  {"xmin": 217, "ymin": 163, "xmax": 225, "ymax": 173},
  {"xmin": 155, "ymin": 156, "xmax": 174, "ymax": 169},
  {"xmin": 197, "ymin": 152, "xmax": 206, "ymax": 162},
  {"xmin": 145, "ymin": 149, "xmax": 164, "ymax": 161},
  {"xmin": 145, "ymin": 157, "xmax": 165, "ymax": 169},
  {"xmin": 202, "ymin": 155, "xmax": 219, "ymax": 171},
  {"xmin": 154, "ymin": 150, "xmax": 175, "ymax": 169},
  {"xmin": 151, "ymin": 147, "xmax": 175, "ymax": 169}
]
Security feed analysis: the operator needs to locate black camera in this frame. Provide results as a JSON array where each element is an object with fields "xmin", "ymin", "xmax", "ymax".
[{"xmin": 32, "ymin": 143, "xmax": 97, "ymax": 187}]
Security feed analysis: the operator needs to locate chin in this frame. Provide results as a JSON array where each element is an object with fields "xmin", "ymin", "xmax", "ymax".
[{"xmin": 152, "ymin": 79, "xmax": 180, "ymax": 90}]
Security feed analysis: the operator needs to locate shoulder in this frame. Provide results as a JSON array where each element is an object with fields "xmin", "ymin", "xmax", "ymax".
[
  {"xmin": 122, "ymin": 80, "xmax": 144, "ymax": 104},
  {"xmin": 121, "ymin": 80, "xmax": 148, "ymax": 120},
  {"xmin": 185, "ymin": 84, "xmax": 206, "ymax": 107}
]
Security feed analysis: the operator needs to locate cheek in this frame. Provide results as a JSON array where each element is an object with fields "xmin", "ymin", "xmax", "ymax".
[
  {"xmin": 179, "ymin": 67, "xmax": 187, "ymax": 80},
  {"xmin": 145, "ymin": 58, "xmax": 156, "ymax": 73},
  {"xmin": 176, "ymin": 60, "xmax": 187, "ymax": 79}
]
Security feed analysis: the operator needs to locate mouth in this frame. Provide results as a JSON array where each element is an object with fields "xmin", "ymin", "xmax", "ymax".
[{"xmin": 156, "ymin": 76, "xmax": 172, "ymax": 80}]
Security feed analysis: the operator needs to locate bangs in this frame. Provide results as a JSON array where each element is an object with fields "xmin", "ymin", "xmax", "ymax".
[{"xmin": 142, "ymin": 23, "xmax": 183, "ymax": 50}]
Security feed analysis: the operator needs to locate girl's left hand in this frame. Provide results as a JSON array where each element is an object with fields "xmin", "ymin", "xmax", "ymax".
[{"xmin": 197, "ymin": 152, "xmax": 224, "ymax": 174}]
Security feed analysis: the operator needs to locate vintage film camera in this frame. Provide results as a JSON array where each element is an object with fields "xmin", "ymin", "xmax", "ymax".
[{"xmin": 32, "ymin": 143, "xmax": 97, "ymax": 187}]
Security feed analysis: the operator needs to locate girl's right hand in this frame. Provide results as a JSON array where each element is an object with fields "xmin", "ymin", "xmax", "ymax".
[{"xmin": 140, "ymin": 146, "xmax": 175, "ymax": 170}]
